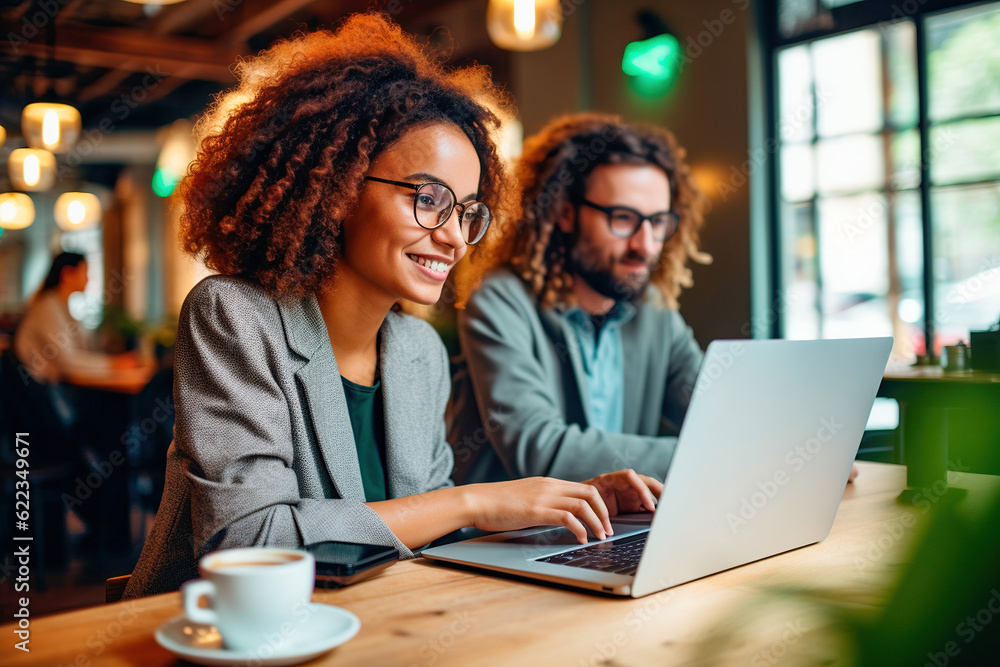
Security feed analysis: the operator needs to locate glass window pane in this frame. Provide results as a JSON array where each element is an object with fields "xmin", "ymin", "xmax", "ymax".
[
  {"xmin": 818, "ymin": 194, "xmax": 892, "ymax": 338},
  {"xmin": 930, "ymin": 117, "xmax": 1000, "ymax": 186},
  {"xmin": 885, "ymin": 20, "xmax": 918, "ymax": 129},
  {"xmin": 927, "ymin": 3, "xmax": 1000, "ymax": 122},
  {"xmin": 781, "ymin": 144, "xmax": 815, "ymax": 202},
  {"xmin": 778, "ymin": 45, "xmax": 814, "ymax": 143},
  {"xmin": 891, "ymin": 130, "xmax": 920, "ymax": 190},
  {"xmin": 818, "ymin": 194, "xmax": 890, "ymax": 295},
  {"xmin": 895, "ymin": 191, "xmax": 924, "ymax": 296},
  {"xmin": 893, "ymin": 191, "xmax": 925, "ymax": 361},
  {"xmin": 816, "ymin": 134, "xmax": 884, "ymax": 195},
  {"xmin": 812, "ymin": 30, "xmax": 882, "ymax": 137},
  {"xmin": 932, "ymin": 182, "xmax": 1000, "ymax": 344},
  {"xmin": 780, "ymin": 202, "xmax": 820, "ymax": 339}
]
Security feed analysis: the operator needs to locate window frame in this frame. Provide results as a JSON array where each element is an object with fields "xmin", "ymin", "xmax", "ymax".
[{"xmin": 759, "ymin": 0, "xmax": 1000, "ymax": 355}]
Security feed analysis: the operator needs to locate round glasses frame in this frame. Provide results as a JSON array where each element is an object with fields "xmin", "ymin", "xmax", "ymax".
[
  {"xmin": 579, "ymin": 198, "xmax": 679, "ymax": 242},
  {"xmin": 363, "ymin": 176, "xmax": 492, "ymax": 245}
]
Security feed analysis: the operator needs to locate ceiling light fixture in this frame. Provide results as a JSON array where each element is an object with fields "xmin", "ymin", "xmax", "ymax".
[
  {"xmin": 9, "ymin": 148, "xmax": 57, "ymax": 191},
  {"xmin": 487, "ymin": 0, "xmax": 563, "ymax": 51},
  {"xmin": 0, "ymin": 192, "xmax": 36, "ymax": 230},
  {"xmin": 54, "ymin": 192, "xmax": 102, "ymax": 231}
]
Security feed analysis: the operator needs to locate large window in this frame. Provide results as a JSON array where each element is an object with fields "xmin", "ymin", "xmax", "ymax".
[{"xmin": 766, "ymin": 0, "xmax": 1000, "ymax": 363}]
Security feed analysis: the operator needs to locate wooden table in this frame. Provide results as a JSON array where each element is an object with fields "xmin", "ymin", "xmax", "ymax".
[
  {"xmin": 878, "ymin": 366, "xmax": 1000, "ymax": 501},
  {"xmin": 3, "ymin": 462, "xmax": 998, "ymax": 666}
]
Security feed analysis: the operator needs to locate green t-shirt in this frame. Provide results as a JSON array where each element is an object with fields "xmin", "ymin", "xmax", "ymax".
[{"xmin": 340, "ymin": 375, "xmax": 388, "ymax": 502}]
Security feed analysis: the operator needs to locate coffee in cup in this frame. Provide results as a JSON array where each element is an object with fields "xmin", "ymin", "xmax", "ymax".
[{"xmin": 181, "ymin": 547, "xmax": 315, "ymax": 651}]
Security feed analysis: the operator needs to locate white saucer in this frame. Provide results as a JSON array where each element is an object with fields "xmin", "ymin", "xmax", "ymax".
[{"xmin": 154, "ymin": 602, "xmax": 360, "ymax": 666}]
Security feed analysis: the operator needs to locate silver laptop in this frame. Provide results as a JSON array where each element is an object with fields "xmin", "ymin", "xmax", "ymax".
[{"xmin": 423, "ymin": 337, "xmax": 893, "ymax": 597}]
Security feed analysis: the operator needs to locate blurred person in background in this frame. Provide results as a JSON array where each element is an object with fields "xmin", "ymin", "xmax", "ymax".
[{"xmin": 14, "ymin": 252, "xmax": 138, "ymax": 387}]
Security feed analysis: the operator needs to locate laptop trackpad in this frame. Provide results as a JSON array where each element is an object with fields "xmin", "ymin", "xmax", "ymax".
[{"xmin": 503, "ymin": 527, "xmax": 581, "ymax": 546}]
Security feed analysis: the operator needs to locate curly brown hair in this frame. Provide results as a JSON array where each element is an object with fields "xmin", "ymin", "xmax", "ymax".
[
  {"xmin": 460, "ymin": 113, "xmax": 710, "ymax": 309},
  {"xmin": 178, "ymin": 13, "xmax": 514, "ymax": 299}
]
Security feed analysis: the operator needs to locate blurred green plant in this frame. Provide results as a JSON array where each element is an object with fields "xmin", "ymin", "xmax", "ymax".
[
  {"xmin": 697, "ymin": 483, "xmax": 1000, "ymax": 666},
  {"xmin": 99, "ymin": 305, "xmax": 144, "ymax": 349},
  {"xmin": 99, "ymin": 306, "xmax": 177, "ymax": 353},
  {"xmin": 148, "ymin": 317, "xmax": 177, "ymax": 348}
]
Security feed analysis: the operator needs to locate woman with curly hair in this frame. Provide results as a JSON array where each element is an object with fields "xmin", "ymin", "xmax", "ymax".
[
  {"xmin": 124, "ymin": 15, "xmax": 660, "ymax": 598},
  {"xmin": 448, "ymin": 113, "xmax": 713, "ymax": 486}
]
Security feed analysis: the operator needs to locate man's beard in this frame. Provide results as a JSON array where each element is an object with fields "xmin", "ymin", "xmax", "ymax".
[{"xmin": 569, "ymin": 240, "xmax": 655, "ymax": 303}]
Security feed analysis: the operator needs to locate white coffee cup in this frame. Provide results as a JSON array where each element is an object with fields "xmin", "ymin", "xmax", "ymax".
[{"xmin": 181, "ymin": 547, "xmax": 315, "ymax": 651}]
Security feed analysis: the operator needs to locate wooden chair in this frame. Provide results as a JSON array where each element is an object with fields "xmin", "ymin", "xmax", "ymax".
[{"xmin": 105, "ymin": 574, "xmax": 131, "ymax": 603}]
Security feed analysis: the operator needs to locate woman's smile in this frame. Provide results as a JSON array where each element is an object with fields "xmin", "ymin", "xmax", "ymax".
[{"xmin": 406, "ymin": 253, "xmax": 454, "ymax": 281}]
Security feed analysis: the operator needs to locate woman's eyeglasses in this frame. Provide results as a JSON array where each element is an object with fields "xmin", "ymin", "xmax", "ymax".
[
  {"xmin": 579, "ymin": 198, "xmax": 679, "ymax": 242},
  {"xmin": 364, "ymin": 176, "xmax": 492, "ymax": 245}
]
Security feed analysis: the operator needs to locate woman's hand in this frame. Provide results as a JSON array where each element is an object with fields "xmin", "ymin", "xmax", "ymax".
[
  {"xmin": 583, "ymin": 469, "xmax": 662, "ymax": 516},
  {"xmin": 463, "ymin": 477, "xmax": 615, "ymax": 544}
]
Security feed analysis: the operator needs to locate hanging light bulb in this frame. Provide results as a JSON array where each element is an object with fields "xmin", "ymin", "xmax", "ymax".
[
  {"xmin": 22, "ymin": 102, "xmax": 81, "ymax": 153},
  {"xmin": 487, "ymin": 0, "xmax": 562, "ymax": 51},
  {"xmin": 24, "ymin": 154, "xmax": 40, "ymax": 186},
  {"xmin": 0, "ymin": 192, "xmax": 36, "ymax": 229},
  {"xmin": 42, "ymin": 108, "xmax": 60, "ymax": 145},
  {"xmin": 54, "ymin": 192, "xmax": 102, "ymax": 231},
  {"xmin": 9, "ymin": 148, "xmax": 57, "ymax": 191}
]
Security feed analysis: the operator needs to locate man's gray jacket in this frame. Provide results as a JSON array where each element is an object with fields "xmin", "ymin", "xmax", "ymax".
[{"xmin": 447, "ymin": 269, "xmax": 704, "ymax": 484}]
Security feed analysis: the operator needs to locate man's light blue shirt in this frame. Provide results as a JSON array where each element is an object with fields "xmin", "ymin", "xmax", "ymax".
[{"xmin": 565, "ymin": 302, "xmax": 636, "ymax": 434}]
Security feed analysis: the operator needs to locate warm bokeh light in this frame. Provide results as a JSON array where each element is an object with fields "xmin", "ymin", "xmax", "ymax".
[
  {"xmin": 21, "ymin": 102, "xmax": 81, "ymax": 153},
  {"xmin": 8, "ymin": 148, "xmax": 56, "ymax": 191},
  {"xmin": 487, "ymin": 0, "xmax": 562, "ymax": 51},
  {"xmin": 0, "ymin": 192, "xmax": 36, "ymax": 229},
  {"xmin": 24, "ymin": 154, "xmax": 40, "ymax": 187},
  {"xmin": 513, "ymin": 0, "xmax": 536, "ymax": 40},
  {"xmin": 42, "ymin": 108, "xmax": 60, "ymax": 146},
  {"xmin": 54, "ymin": 192, "xmax": 102, "ymax": 231}
]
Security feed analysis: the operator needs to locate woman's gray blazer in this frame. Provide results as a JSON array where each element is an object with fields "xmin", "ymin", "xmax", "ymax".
[{"xmin": 123, "ymin": 275, "xmax": 454, "ymax": 598}]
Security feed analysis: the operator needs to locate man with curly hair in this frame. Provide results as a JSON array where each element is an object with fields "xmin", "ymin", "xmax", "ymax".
[{"xmin": 449, "ymin": 113, "xmax": 712, "ymax": 486}]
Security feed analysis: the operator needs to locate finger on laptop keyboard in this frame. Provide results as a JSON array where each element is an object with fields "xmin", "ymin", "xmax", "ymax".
[
  {"xmin": 556, "ymin": 494, "xmax": 608, "ymax": 541},
  {"xmin": 545, "ymin": 510, "xmax": 590, "ymax": 544}
]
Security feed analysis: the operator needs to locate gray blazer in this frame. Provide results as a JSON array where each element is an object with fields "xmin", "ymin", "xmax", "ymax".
[
  {"xmin": 447, "ymin": 269, "xmax": 703, "ymax": 485},
  {"xmin": 124, "ymin": 276, "xmax": 454, "ymax": 598}
]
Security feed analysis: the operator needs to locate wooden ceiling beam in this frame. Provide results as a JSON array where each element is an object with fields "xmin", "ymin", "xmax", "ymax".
[
  {"xmin": 15, "ymin": 26, "xmax": 243, "ymax": 83},
  {"xmin": 219, "ymin": 0, "xmax": 322, "ymax": 45},
  {"xmin": 148, "ymin": 0, "xmax": 220, "ymax": 36},
  {"xmin": 54, "ymin": 0, "xmax": 89, "ymax": 25},
  {"xmin": 78, "ymin": 68, "xmax": 135, "ymax": 102}
]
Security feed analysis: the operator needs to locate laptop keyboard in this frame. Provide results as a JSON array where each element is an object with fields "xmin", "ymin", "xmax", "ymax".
[{"xmin": 536, "ymin": 531, "xmax": 648, "ymax": 576}]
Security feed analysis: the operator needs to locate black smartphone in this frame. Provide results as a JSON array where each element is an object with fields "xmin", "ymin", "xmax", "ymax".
[{"xmin": 303, "ymin": 541, "xmax": 399, "ymax": 588}]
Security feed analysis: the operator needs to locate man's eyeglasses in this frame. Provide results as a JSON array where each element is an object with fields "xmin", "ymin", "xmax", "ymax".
[
  {"xmin": 579, "ymin": 198, "xmax": 679, "ymax": 242},
  {"xmin": 364, "ymin": 176, "xmax": 492, "ymax": 245}
]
